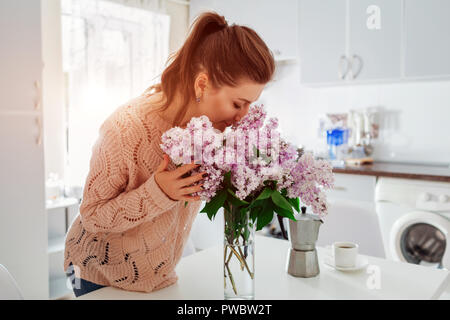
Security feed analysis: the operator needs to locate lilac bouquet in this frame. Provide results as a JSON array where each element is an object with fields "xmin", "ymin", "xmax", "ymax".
[
  {"xmin": 161, "ymin": 104, "xmax": 334, "ymax": 227},
  {"xmin": 160, "ymin": 104, "xmax": 334, "ymax": 298}
]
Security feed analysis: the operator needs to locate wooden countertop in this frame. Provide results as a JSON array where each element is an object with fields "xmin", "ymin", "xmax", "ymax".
[{"xmin": 333, "ymin": 161, "xmax": 450, "ymax": 182}]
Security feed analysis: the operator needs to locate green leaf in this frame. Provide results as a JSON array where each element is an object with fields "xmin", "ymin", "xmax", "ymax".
[
  {"xmin": 228, "ymin": 196, "xmax": 245, "ymax": 208},
  {"xmin": 239, "ymin": 207, "xmax": 248, "ymax": 218},
  {"xmin": 271, "ymin": 190, "xmax": 294, "ymax": 213},
  {"xmin": 200, "ymin": 189, "xmax": 227, "ymax": 220},
  {"xmin": 256, "ymin": 202, "xmax": 274, "ymax": 231},
  {"xmin": 250, "ymin": 205, "xmax": 263, "ymax": 222},
  {"xmin": 227, "ymin": 188, "xmax": 249, "ymax": 205},
  {"xmin": 256, "ymin": 187, "xmax": 273, "ymax": 201},
  {"xmin": 223, "ymin": 200, "xmax": 231, "ymax": 214},
  {"xmin": 247, "ymin": 198, "xmax": 266, "ymax": 211},
  {"xmin": 287, "ymin": 197, "xmax": 300, "ymax": 213},
  {"xmin": 245, "ymin": 187, "xmax": 273, "ymax": 211},
  {"xmin": 273, "ymin": 204, "xmax": 296, "ymax": 220}
]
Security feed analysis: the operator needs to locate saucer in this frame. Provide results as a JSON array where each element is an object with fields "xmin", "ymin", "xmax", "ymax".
[{"xmin": 323, "ymin": 255, "xmax": 369, "ymax": 272}]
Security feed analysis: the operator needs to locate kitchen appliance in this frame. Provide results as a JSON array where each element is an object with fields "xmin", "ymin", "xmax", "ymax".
[
  {"xmin": 326, "ymin": 127, "xmax": 349, "ymax": 165},
  {"xmin": 375, "ymin": 177, "xmax": 450, "ymax": 269},
  {"xmin": 286, "ymin": 207, "xmax": 323, "ymax": 277},
  {"xmin": 347, "ymin": 108, "xmax": 379, "ymax": 158}
]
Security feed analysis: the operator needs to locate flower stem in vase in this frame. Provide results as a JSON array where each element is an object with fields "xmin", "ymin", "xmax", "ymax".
[{"xmin": 223, "ymin": 204, "xmax": 255, "ymax": 300}]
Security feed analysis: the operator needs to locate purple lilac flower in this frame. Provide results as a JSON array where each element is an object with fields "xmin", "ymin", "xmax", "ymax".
[
  {"xmin": 232, "ymin": 104, "xmax": 267, "ymax": 131},
  {"xmin": 190, "ymin": 164, "xmax": 224, "ymax": 202},
  {"xmin": 160, "ymin": 104, "xmax": 334, "ymax": 214},
  {"xmin": 286, "ymin": 152, "xmax": 334, "ymax": 215},
  {"xmin": 160, "ymin": 115, "xmax": 225, "ymax": 201}
]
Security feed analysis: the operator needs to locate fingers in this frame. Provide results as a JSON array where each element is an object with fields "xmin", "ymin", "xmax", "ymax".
[
  {"xmin": 181, "ymin": 195, "xmax": 201, "ymax": 202},
  {"xmin": 174, "ymin": 162, "xmax": 201, "ymax": 178},
  {"xmin": 156, "ymin": 154, "xmax": 170, "ymax": 173},
  {"xmin": 180, "ymin": 184, "xmax": 204, "ymax": 196},
  {"xmin": 181, "ymin": 172, "xmax": 207, "ymax": 187}
]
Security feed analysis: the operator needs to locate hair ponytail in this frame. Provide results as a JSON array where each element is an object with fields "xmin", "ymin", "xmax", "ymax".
[{"xmin": 145, "ymin": 11, "xmax": 275, "ymax": 126}]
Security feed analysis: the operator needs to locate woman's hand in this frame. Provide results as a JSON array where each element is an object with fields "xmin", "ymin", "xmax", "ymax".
[{"xmin": 154, "ymin": 154, "xmax": 205, "ymax": 202}]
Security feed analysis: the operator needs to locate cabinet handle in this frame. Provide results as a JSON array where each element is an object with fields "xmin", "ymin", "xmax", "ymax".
[
  {"xmin": 35, "ymin": 116, "xmax": 42, "ymax": 145},
  {"xmin": 350, "ymin": 54, "xmax": 363, "ymax": 79},
  {"xmin": 338, "ymin": 55, "xmax": 350, "ymax": 80},
  {"xmin": 334, "ymin": 186, "xmax": 347, "ymax": 191},
  {"xmin": 34, "ymin": 80, "xmax": 42, "ymax": 111}
]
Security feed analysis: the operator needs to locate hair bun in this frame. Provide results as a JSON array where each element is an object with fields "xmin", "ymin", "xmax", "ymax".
[
  {"xmin": 218, "ymin": 17, "xmax": 228, "ymax": 29},
  {"xmin": 201, "ymin": 12, "xmax": 228, "ymax": 36}
]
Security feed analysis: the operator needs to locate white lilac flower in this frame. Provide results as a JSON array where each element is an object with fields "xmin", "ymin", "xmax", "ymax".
[
  {"xmin": 160, "ymin": 104, "xmax": 334, "ymax": 215},
  {"xmin": 286, "ymin": 152, "xmax": 334, "ymax": 215},
  {"xmin": 190, "ymin": 164, "xmax": 224, "ymax": 202},
  {"xmin": 230, "ymin": 164, "xmax": 263, "ymax": 201},
  {"xmin": 232, "ymin": 104, "xmax": 267, "ymax": 131}
]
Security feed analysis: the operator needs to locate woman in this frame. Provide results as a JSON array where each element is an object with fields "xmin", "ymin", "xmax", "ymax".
[{"xmin": 64, "ymin": 11, "xmax": 275, "ymax": 297}]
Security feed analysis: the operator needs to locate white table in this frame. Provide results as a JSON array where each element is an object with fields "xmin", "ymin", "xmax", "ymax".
[{"xmin": 78, "ymin": 235, "xmax": 450, "ymax": 300}]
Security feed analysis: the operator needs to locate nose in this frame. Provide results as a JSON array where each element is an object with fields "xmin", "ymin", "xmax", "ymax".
[{"xmin": 235, "ymin": 106, "xmax": 250, "ymax": 123}]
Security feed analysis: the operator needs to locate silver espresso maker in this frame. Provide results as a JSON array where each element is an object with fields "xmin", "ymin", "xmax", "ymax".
[{"xmin": 287, "ymin": 207, "xmax": 323, "ymax": 278}]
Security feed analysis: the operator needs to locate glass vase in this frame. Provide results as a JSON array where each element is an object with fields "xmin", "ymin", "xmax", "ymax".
[{"xmin": 223, "ymin": 205, "xmax": 256, "ymax": 300}]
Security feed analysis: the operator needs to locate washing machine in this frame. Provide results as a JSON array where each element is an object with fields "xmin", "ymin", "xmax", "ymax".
[{"xmin": 375, "ymin": 177, "xmax": 450, "ymax": 269}]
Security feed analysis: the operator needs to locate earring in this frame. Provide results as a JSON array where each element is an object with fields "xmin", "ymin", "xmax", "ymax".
[{"xmin": 196, "ymin": 96, "xmax": 201, "ymax": 103}]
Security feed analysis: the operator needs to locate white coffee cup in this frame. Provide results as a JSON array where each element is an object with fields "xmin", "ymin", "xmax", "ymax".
[{"xmin": 332, "ymin": 242, "xmax": 359, "ymax": 268}]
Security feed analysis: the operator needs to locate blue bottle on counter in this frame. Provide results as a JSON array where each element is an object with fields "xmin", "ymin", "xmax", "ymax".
[{"xmin": 326, "ymin": 128, "xmax": 349, "ymax": 161}]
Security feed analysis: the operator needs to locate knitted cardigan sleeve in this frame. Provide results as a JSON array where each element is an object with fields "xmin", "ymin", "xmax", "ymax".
[{"xmin": 79, "ymin": 119, "xmax": 178, "ymax": 233}]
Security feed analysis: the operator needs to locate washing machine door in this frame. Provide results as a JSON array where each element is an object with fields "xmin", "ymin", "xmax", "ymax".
[{"xmin": 390, "ymin": 211, "xmax": 450, "ymax": 269}]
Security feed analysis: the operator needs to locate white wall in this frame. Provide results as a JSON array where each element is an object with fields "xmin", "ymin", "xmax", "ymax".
[{"xmin": 260, "ymin": 62, "xmax": 450, "ymax": 166}]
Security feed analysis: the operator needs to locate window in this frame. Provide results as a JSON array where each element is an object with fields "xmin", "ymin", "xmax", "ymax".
[{"xmin": 61, "ymin": 0, "xmax": 170, "ymax": 187}]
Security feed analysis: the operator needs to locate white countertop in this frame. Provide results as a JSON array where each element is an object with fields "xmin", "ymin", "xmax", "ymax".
[{"xmin": 78, "ymin": 235, "xmax": 450, "ymax": 300}]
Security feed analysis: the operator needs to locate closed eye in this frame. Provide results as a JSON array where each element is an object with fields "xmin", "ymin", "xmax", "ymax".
[{"xmin": 233, "ymin": 103, "xmax": 241, "ymax": 110}]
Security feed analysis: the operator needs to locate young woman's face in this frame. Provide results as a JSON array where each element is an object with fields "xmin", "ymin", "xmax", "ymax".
[{"xmin": 197, "ymin": 77, "xmax": 266, "ymax": 132}]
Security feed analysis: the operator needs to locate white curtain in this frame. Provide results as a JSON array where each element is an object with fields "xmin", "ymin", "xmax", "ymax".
[{"xmin": 61, "ymin": 0, "xmax": 170, "ymax": 187}]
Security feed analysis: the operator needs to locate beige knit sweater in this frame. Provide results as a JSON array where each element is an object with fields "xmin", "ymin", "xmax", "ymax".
[{"xmin": 64, "ymin": 90, "xmax": 202, "ymax": 293}]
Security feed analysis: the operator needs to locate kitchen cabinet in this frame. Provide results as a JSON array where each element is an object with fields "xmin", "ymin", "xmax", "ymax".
[
  {"xmin": 189, "ymin": 0, "xmax": 298, "ymax": 62},
  {"xmin": 0, "ymin": 113, "xmax": 48, "ymax": 299},
  {"xmin": 404, "ymin": 0, "xmax": 450, "ymax": 78},
  {"xmin": 0, "ymin": 0, "xmax": 43, "ymax": 112},
  {"xmin": 299, "ymin": 0, "xmax": 347, "ymax": 84},
  {"xmin": 348, "ymin": 0, "xmax": 402, "ymax": 81},
  {"xmin": 299, "ymin": 0, "xmax": 402, "ymax": 85},
  {"xmin": 0, "ymin": 0, "xmax": 53, "ymax": 300}
]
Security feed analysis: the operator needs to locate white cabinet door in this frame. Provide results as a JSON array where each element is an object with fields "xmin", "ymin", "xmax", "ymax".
[
  {"xmin": 317, "ymin": 198, "xmax": 385, "ymax": 258},
  {"xmin": 318, "ymin": 174, "xmax": 385, "ymax": 258},
  {"xmin": 348, "ymin": 0, "xmax": 402, "ymax": 81},
  {"xmin": 0, "ymin": 113, "xmax": 48, "ymax": 299},
  {"xmin": 404, "ymin": 0, "xmax": 450, "ymax": 78},
  {"xmin": 0, "ymin": 0, "xmax": 43, "ymax": 112},
  {"xmin": 189, "ymin": 0, "xmax": 298, "ymax": 60},
  {"xmin": 0, "ymin": 0, "xmax": 47, "ymax": 299},
  {"xmin": 299, "ymin": 0, "xmax": 347, "ymax": 84}
]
